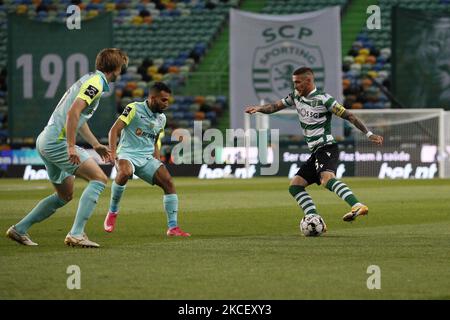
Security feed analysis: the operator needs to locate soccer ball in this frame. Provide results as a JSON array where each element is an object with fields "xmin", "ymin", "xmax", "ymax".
[{"xmin": 300, "ymin": 214, "xmax": 326, "ymax": 237}]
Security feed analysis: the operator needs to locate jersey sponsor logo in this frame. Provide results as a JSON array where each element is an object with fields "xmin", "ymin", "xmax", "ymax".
[
  {"xmin": 300, "ymin": 108, "xmax": 321, "ymax": 119},
  {"xmin": 122, "ymin": 106, "xmax": 132, "ymax": 116},
  {"xmin": 84, "ymin": 85, "xmax": 99, "ymax": 99},
  {"xmin": 135, "ymin": 128, "xmax": 157, "ymax": 140}
]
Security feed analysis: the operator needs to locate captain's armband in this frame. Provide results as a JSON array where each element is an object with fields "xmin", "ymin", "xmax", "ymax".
[{"xmin": 331, "ymin": 103, "xmax": 346, "ymax": 117}]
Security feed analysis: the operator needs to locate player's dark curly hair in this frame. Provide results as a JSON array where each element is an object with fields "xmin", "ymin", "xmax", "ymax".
[{"xmin": 150, "ymin": 82, "xmax": 172, "ymax": 94}]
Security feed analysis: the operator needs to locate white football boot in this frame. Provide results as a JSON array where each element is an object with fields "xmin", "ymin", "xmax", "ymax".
[
  {"xmin": 64, "ymin": 233, "xmax": 100, "ymax": 248},
  {"xmin": 6, "ymin": 225, "xmax": 38, "ymax": 246}
]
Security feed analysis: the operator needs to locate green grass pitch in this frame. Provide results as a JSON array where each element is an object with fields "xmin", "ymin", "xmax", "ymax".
[{"xmin": 0, "ymin": 177, "xmax": 449, "ymax": 299}]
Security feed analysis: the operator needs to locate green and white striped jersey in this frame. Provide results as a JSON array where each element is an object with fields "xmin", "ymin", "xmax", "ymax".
[{"xmin": 281, "ymin": 87, "xmax": 344, "ymax": 152}]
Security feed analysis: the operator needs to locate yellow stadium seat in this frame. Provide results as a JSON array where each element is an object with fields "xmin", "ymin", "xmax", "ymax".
[
  {"xmin": 367, "ymin": 71, "xmax": 378, "ymax": 79},
  {"xmin": 16, "ymin": 5, "xmax": 27, "ymax": 14},
  {"xmin": 358, "ymin": 48, "xmax": 370, "ymax": 56},
  {"xmin": 152, "ymin": 73, "xmax": 163, "ymax": 81},
  {"xmin": 132, "ymin": 16, "xmax": 143, "ymax": 25},
  {"xmin": 132, "ymin": 88, "xmax": 144, "ymax": 98},
  {"xmin": 354, "ymin": 55, "xmax": 366, "ymax": 64},
  {"xmin": 87, "ymin": 10, "xmax": 99, "ymax": 18},
  {"xmin": 147, "ymin": 66, "xmax": 158, "ymax": 76},
  {"xmin": 106, "ymin": 3, "xmax": 116, "ymax": 11}
]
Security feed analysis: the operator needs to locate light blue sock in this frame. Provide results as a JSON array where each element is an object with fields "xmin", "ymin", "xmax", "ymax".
[
  {"xmin": 163, "ymin": 194, "xmax": 178, "ymax": 229},
  {"xmin": 109, "ymin": 181, "xmax": 126, "ymax": 213},
  {"xmin": 70, "ymin": 180, "xmax": 106, "ymax": 236},
  {"xmin": 15, "ymin": 193, "xmax": 67, "ymax": 234}
]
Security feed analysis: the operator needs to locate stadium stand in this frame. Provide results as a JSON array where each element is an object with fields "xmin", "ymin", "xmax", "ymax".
[
  {"xmin": 0, "ymin": 0, "xmax": 238, "ymax": 145},
  {"xmin": 260, "ymin": 0, "xmax": 450, "ymax": 113},
  {"xmin": 345, "ymin": 0, "xmax": 450, "ymax": 110},
  {"xmin": 261, "ymin": 0, "xmax": 349, "ymax": 14},
  {"xmin": 2, "ymin": 0, "xmax": 450, "ymax": 147}
]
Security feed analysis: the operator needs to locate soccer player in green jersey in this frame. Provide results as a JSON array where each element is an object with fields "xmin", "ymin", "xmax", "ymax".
[
  {"xmin": 245, "ymin": 67, "xmax": 383, "ymax": 226},
  {"xmin": 6, "ymin": 48, "xmax": 129, "ymax": 248},
  {"xmin": 104, "ymin": 82, "xmax": 190, "ymax": 237}
]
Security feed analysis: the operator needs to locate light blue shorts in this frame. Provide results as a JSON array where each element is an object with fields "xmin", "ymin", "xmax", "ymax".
[
  {"xmin": 36, "ymin": 132, "xmax": 90, "ymax": 184},
  {"xmin": 117, "ymin": 154, "xmax": 163, "ymax": 185}
]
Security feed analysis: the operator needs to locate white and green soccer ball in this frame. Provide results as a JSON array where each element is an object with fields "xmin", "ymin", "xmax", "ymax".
[{"xmin": 300, "ymin": 214, "xmax": 326, "ymax": 237}]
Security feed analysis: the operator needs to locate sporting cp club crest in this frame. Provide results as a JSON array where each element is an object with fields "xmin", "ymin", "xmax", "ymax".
[{"xmin": 252, "ymin": 40, "xmax": 325, "ymax": 101}]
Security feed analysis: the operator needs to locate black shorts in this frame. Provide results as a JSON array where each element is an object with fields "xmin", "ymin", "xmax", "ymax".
[{"xmin": 296, "ymin": 144, "xmax": 339, "ymax": 185}]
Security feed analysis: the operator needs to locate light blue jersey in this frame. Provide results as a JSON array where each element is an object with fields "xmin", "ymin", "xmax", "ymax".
[
  {"xmin": 35, "ymin": 70, "xmax": 110, "ymax": 183},
  {"xmin": 116, "ymin": 100, "xmax": 166, "ymax": 184},
  {"xmin": 117, "ymin": 100, "xmax": 166, "ymax": 161},
  {"xmin": 42, "ymin": 70, "xmax": 110, "ymax": 141}
]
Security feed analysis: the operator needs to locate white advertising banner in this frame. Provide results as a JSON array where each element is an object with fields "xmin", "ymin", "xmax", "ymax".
[{"xmin": 230, "ymin": 7, "xmax": 343, "ymax": 134}]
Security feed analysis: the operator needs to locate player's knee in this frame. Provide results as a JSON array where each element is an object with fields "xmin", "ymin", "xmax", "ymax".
[
  {"xmin": 290, "ymin": 176, "xmax": 308, "ymax": 187},
  {"xmin": 115, "ymin": 175, "xmax": 129, "ymax": 185},
  {"xmin": 59, "ymin": 192, "xmax": 73, "ymax": 203},
  {"xmin": 116, "ymin": 170, "xmax": 131, "ymax": 184}
]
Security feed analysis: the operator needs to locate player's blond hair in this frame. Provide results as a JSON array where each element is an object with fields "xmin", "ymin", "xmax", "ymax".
[{"xmin": 95, "ymin": 48, "xmax": 129, "ymax": 73}]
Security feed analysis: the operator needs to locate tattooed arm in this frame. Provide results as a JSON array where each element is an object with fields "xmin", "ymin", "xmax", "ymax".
[
  {"xmin": 244, "ymin": 100, "xmax": 286, "ymax": 114},
  {"xmin": 340, "ymin": 109, "xmax": 384, "ymax": 146}
]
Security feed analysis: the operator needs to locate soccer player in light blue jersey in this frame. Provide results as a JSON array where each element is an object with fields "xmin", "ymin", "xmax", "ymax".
[
  {"xmin": 6, "ymin": 48, "xmax": 129, "ymax": 248},
  {"xmin": 246, "ymin": 67, "xmax": 383, "ymax": 227},
  {"xmin": 104, "ymin": 82, "xmax": 190, "ymax": 237}
]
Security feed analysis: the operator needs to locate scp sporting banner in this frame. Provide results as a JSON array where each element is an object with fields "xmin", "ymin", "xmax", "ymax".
[{"xmin": 230, "ymin": 7, "xmax": 343, "ymax": 133}]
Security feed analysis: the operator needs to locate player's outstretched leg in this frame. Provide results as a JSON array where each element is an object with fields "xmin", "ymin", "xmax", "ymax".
[
  {"xmin": 289, "ymin": 185, "xmax": 326, "ymax": 232},
  {"xmin": 289, "ymin": 185, "xmax": 319, "ymax": 216},
  {"xmin": 6, "ymin": 176, "xmax": 73, "ymax": 246},
  {"xmin": 8, "ymin": 194, "xmax": 67, "ymax": 246},
  {"xmin": 65, "ymin": 159, "xmax": 107, "ymax": 248},
  {"xmin": 324, "ymin": 177, "xmax": 368, "ymax": 222},
  {"xmin": 153, "ymin": 166, "xmax": 190, "ymax": 237},
  {"xmin": 104, "ymin": 160, "xmax": 132, "ymax": 233}
]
